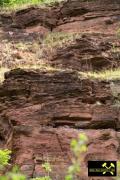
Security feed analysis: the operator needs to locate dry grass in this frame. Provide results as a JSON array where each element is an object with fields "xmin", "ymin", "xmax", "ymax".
[
  {"xmin": 43, "ymin": 32, "xmax": 80, "ymax": 48},
  {"xmin": 79, "ymin": 68, "xmax": 120, "ymax": 81},
  {"xmin": 1, "ymin": 66, "xmax": 120, "ymax": 84},
  {"xmin": 14, "ymin": 63, "xmax": 62, "ymax": 72},
  {"xmin": 0, "ymin": 32, "xmax": 81, "ymax": 69},
  {"xmin": 0, "ymin": 67, "xmax": 9, "ymax": 83},
  {"xmin": 0, "ymin": 64, "xmax": 64, "ymax": 84},
  {"xmin": 0, "ymin": 31, "xmax": 120, "ymax": 84},
  {"xmin": 0, "ymin": 32, "xmax": 80, "ymax": 84}
]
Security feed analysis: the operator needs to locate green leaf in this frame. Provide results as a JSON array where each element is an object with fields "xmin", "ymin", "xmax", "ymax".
[
  {"xmin": 79, "ymin": 145, "xmax": 87, "ymax": 153},
  {"xmin": 42, "ymin": 162, "xmax": 52, "ymax": 173},
  {"xmin": 7, "ymin": 172, "xmax": 26, "ymax": 180},
  {"xmin": 70, "ymin": 139, "xmax": 77, "ymax": 149},
  {"xmin": 12, "ymin": 165, "xmax": 20, "ymax": 173},
  {"xmin": 0, "ymin": 149, "xmax": 11, "ymax": 168},
  {"xmin": 78, "ymin": 134, "xmax": 88, "ymax": 142},
  {"xmin": 65, "ymin": 174, "xmax": 73, "ymax": 180}
]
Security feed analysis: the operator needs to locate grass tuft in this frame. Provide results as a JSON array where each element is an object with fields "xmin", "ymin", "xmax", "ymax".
[
  {"xmin": 43, "ymin": 32, "xmax": 80, "ymax": 48},
  {"xmin": 79, "ymin": 68, "xmax": 120, "ymax": 81},
  {"xmin": 0, "ymin": 0, "xmax": 64, "ymax": 10},
  {"xmin": 0, "ymin": 67, "xmax": 9, "ymax": 83}
]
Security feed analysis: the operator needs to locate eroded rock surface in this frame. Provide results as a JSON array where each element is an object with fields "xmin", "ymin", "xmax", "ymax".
[
  {"xmin": 0, "ymin": 0, "xmax": 120, "ymax": 179},
  {"xmin": 0, "ymin": 69, "xmax": 119, "ymax": 179},
  {"xmin": 46, "ymin": 34, "xmax": 120, "ymax": 71},
  {"xmin": 0, "ymin": 0, "xmax": 120, "ymax": 71},
  {"xmin": 1, "ymin": 0, "xmax": 120, "ymax": 34}
]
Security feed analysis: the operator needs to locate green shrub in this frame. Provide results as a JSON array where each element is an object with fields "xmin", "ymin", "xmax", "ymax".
[
  {"xmin": 65, "ymin": 133, "xmax": 88, "ymax": 180},
  {"xmin": 31, "ymin": 162, "xmax": 52, "ymax": 180},
  {"xmin": 0, "ymin": 0, "xmax": 9, "ymax": 6},
  {"xmin": 0, "ymin": 165, "xmax": 26, "ymax": 180},
  {"xmin": 0, "ymin": 0, "xmax": 63, "ymax": 7},
  {"xmin": 0, "ymin": 149, "xmax": 11, "ymax": 169},
  {"xmin": 0, "ymin": 133, "xmax": 88, "ymax": 180}
]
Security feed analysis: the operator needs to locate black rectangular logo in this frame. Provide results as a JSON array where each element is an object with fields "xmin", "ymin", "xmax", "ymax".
[{"xmin": 88, "ymin": 161, "xmax": 117, "ymax": 176}]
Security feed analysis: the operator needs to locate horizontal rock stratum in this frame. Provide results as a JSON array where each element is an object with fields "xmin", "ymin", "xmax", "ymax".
[
  {"xmin": 0, "ymin": 68, "xmax": 119, "ymax": 179},
  {"xmin": 0, "ymin": 0, "xmax": 120, "ymax": 179}
]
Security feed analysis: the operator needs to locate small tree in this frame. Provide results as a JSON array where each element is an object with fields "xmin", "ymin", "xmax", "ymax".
[{"xmin": 65, "ymin": 133, "xmax": 88, "ymax": 180}]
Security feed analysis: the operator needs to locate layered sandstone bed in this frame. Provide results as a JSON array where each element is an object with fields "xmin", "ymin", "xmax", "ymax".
[
  {"xmin": 0, "ymin": 69, "xmax": 119, "ymax": 179},
  {"xmin": 0, "ymin": 0, "xmax": 120, "ymax": 179}
]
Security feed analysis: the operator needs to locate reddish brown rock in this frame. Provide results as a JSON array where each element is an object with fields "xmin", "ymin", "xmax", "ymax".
[
  {"xmin": 12, "ymin": 127, "xmax": 120, "ymax": 179},
  {"xmin": 0, "ymin": 0, "xmax": 120, "ymax": 179},
  {"xmin": 0, "ymin": 68, "xmax": 119, "ymax": 179},
  {"xmin": 0, "ymin": 114, "xmax": 13, "ymax": 149},
  {"xmin": 46, "ymin": 34, "xmax": 120, "ymax": 71},
  {"xmin": 0, "ymin": 68, "xmax": 112, "ymax": 106},
  {"xmin": 54, "ymin": 0, "xmax": 120, "ymax": 34},
  {"xmin": 0, "ymin": 69, "xmax": 118, "ymax": 131},
  {"xmin": 0, "ymin": 0, "xmax": 120, "ymax": 72},
  {"xmin": 1, "ymin": 0, "xmax": 120, "ymax": 34}
]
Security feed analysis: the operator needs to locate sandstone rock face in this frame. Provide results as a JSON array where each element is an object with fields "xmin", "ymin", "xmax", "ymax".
[
  {"xmin": 46, "ymin": 34, "xmax": 120, "ymax": 71},
  {"xmin": 0, "ymin": 0, "xmax": 120, "ymax": 71},
  {"xmin": 0, "ymin": 69, "xmax": 119, "ymax": 179},
  {"xmin": 1, "ymin": 0, "xmax": 119, "ymax": 34},
  {"xmin": 0, "ymin": 0, "xmax": 120, "ymax": 179},
  {"xmin": 54, "ymin": 0, "xmax": 120, "ymax": 34}
]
